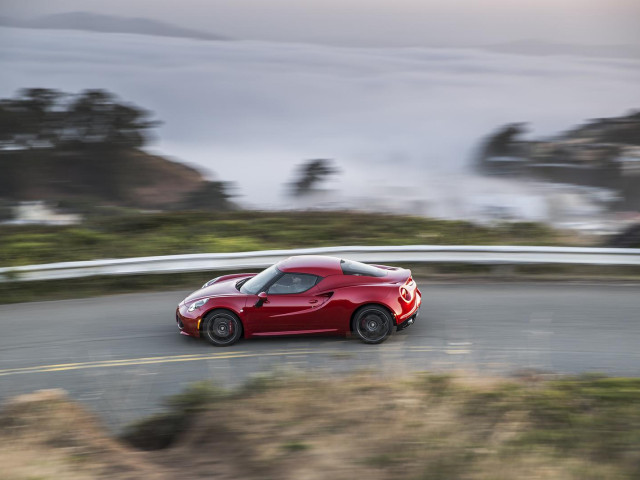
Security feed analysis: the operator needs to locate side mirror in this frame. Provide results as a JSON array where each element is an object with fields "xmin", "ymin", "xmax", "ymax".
[{"xmin": 255, "ymin": 291, "xmax": 268, "ymax": 307}]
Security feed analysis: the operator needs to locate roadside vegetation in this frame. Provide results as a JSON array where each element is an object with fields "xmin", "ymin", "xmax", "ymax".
[
  {"xmin": 0, "ymin": 210, "xmax": 567, "ymax": 268},
  {"xmin": 2, "ymin": 372, "xmax": 639, "ymax": 479}
]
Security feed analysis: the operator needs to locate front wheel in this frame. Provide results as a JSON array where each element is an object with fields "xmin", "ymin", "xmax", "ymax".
[
  {"xmin": 202, "ymin": 309, "xmax": 243, "ymax": 347},
  {"xmin": 353, "ymin": 305, "xmax": 394, "ymax": 344}
]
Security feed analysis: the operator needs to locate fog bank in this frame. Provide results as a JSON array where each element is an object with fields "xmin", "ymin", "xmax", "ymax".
[{"xmin": 1, "ymin": 27, "xmax": 639, "ymax": 220}]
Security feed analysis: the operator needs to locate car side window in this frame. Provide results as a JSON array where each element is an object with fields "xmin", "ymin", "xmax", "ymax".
[{"xmin": 267, "ymin": 273, "xmax": 319, "ymax": 295}]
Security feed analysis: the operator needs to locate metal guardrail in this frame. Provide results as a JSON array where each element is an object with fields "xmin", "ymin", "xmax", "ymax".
[{"xmin": 1, "ymin": 245, "xmax": 640, "ymax": 282}]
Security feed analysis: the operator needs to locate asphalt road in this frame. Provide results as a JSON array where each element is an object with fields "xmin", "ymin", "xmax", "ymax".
[{"xmin": 1, "ymin": 283, "xmax": 639, "ymax": 430}]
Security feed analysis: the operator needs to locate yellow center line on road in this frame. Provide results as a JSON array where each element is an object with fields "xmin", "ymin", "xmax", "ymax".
[
  {"xmin": 0, "ymin": 352, "xmax": 248, "ymax": 376},
  {"xmin": 0, "ymin": 349, "xmax": 335, "ymax": 377},
  {"xmin": 0, "ymin": 347, "xmax": 326, "ymax": 375},
  {"xmin": 0, "ymin": 346, "xmax": 474, "ymax": 377}
]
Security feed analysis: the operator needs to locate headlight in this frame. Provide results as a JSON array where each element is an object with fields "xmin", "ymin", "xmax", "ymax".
[
  {"xmin": 202, "ymin": 276, "xmax": 220, "ymax": 289},
  {"xmin": 187, "ymin": 298, "xmax": 209, "ymax": 312}
]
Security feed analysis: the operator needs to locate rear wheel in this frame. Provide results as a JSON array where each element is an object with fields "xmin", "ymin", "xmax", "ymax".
[
  {"xmin": 353, "ymin": 305, "xmax": 394, "ymax": 344},
  {"xmin": 202, "ymin": 309, "xmax": 243, "ymax": 347}
]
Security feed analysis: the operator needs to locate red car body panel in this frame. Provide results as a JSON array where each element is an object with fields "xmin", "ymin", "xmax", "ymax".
[{"xmin": 176, "ymin": 255, "xmax": 421, "ymax": 340}]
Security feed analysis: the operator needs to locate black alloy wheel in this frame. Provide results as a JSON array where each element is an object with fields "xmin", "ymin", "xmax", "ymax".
[
  {"xmin": 353, "ymin": 305, "xmax": 394, "ymax": 344},
  {"xmin": 202, "ymin": 309, "xmax": 243, "ymax": 346}
]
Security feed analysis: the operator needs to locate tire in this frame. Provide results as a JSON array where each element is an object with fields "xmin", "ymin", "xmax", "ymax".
[
  {"xmin": 201, "ymin": 309, "xmax": 243, "ymax": 347},
  {"xmin": 353, "ymin": 305, "xmax": 394, "ymax": 344}
]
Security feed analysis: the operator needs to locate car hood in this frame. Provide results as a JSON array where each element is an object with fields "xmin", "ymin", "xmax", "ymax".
[{"xmin": 182, "ymin": 274, "xmax": 253, "ymax": 304}]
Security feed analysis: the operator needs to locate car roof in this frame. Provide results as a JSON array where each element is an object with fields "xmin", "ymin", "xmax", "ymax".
[{"xmin": 277, "ymin": 255, "xmax": 343, "ymax": 277}]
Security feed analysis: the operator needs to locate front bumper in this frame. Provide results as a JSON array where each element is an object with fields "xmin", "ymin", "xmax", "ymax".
[{"xmin": 176, "ymin": 307, "xmax": 200, "ymax": 338}]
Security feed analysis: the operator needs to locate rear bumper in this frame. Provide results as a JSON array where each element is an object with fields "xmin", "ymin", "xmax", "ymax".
[{"xmin": 397, "ymin": 307, "xmax": 419, "ymax": 331}]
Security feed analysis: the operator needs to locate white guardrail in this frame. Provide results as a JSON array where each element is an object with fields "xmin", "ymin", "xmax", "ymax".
[{"xmin": 2, "ymin": 245, "xmax": 640, "ymax": 283}]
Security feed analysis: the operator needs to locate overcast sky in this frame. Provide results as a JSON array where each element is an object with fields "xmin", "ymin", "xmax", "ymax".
[
  {"xmin": 3, "ymin": 25, "xmax": 638, "ymax": 215},
  {"xmin": 2, "ymin": 0, "xmax": 639, "ymax": 47}
]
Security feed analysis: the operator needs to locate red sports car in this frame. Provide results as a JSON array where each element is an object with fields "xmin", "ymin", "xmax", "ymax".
[{"xmin": 176, "ymin": 255, "xmax": 421, "ymax": 346}]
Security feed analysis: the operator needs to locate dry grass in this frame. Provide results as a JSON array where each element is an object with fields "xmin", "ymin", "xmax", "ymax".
[
  {"xmin": 2, "ymin": 374, "xmax": 640, "ymax": 479},
  {"xmin": 0, "ymin": 390, "xmax": 168, "ymax": 480}
]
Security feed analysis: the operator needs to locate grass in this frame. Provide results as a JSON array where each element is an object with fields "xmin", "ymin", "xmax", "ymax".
[
  {"xmin": 121, "ymin": 372, "xmax": 640, "ymax": 478},
  {"xmin": 0, "ymin": 210, "xmax": 567, "ymax": 268},
  {"xmin": 280, "ymin": 441, "xmax": 311, "ymax": 453},
  {"xmin": 3, "ymin": 373, "xmax": 640, "ymax": 479}
]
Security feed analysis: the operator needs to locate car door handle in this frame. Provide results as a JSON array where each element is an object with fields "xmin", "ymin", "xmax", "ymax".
[{"xmin": 309, "ymin": 299, "xmax": 319, "ymax": 304}]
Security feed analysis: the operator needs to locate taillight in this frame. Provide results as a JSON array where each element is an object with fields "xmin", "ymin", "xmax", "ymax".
[{"xmin": 400, "ymin": 287, "xmax": 412, "ymax": 302}]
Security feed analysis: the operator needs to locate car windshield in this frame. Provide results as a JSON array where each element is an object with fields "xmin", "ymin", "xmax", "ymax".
[
  {"xmin": 239, "ymin": 265, "xmax": 280, "ymax": 294},
  {"xmin": 340, "ymin": 259, "xmax": 387, "ymax": 277}
]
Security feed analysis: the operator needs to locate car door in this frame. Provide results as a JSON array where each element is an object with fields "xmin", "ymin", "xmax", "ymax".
[{"xmin": 243, "ymin": 272, "xmax": 325, "ymax": 335}]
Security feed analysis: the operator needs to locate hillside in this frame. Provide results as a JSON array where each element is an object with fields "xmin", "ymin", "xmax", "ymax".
[
  {"xmin": 0, "ymin": 148, "xmax": 208, "ymax": 209},
  {"xmin": 0, "ymin": 11, "xmax": 227, "ymax": 41},
  {"xmin": 0, "ymin": 88, "xmax": 232, "ymax": 211},
  {"xmin": 477, "ymin": 111, "xmax": 640, "ymax": 211}
]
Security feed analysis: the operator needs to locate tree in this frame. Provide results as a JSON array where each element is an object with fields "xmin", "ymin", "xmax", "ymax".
[
  {"xmin": 64, "ymin": 89, "xmax": 158, "ymax": 149},
  {"xmin": 181, "ymin": 181, "xmax": 235, "ymax": 211},
  {"xmin": 0, "ymin": 88, "xmax": 159, "ymax": 151},
  {"xmin": 289, "ymin": 159, "xmax": 339, "ymax": 197},
  {"xmin": 482, "ymin": 123, "xmax": 526, "ymax": 158},
  {"xmin": 0, "ymin": 88, "xmax": 65, "ymax": 149}
]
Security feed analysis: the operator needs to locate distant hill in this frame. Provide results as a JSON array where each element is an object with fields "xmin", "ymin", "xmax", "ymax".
[
  {"xmin": 0, "ymin": 88, "xmax": 233, "ymax": 211},
  {"xmin": 0, "ymin": 145, "xmax": 224, "ymax": 210},
  {"xmin": 0, "ymin": 11, "xmax": 227, "ymax": 41},
  {"xmin": 476, "ymin": 111, "xmax": 640, "ymax": 211},
  {"xmin": 484, "ymin": 39, "xmax": 640, "ymax": 60}
]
